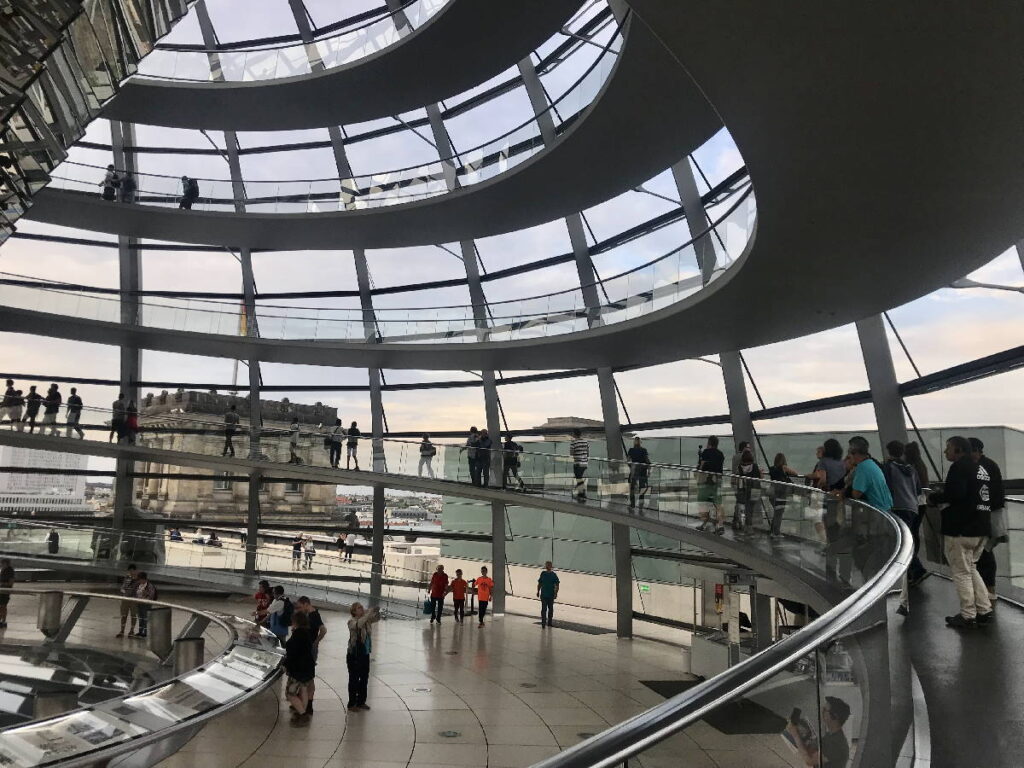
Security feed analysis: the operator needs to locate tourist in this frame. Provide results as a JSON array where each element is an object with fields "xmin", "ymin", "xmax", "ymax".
[
  {"xmin": 327, "ymin": 418, "xmax": 344, "ymax": 468},
  {"xmin": 785, "ymin": 696, "xmax": 850, "ymax": 768},
  {"xmin": 0, "ymin": 559, "xmax": 14, "ymax": 628},
  {"xmin": 346, "ymin": 421, "xmax": 361, "ymax": 470},
  {"xmin": 733, "ymin": 448, "xmax": 763, "ymax": 530},
  {"xmin": 502, "ymin": 433, "xmax": 525, "ymax": 490},
  {"xmin": 346, "ymin": 602, "xmax": 380, "ymax": 712},
  {"xmin": 179, "ymin": 175, "xmax": 199, "ymax": 209},
  {"xmin": 928, "ymin": 436, "xmax": 992, "ymax": 628},
  {"xmin": 537, "ymin": 561, "xmax": 559, "ymax": 628},
  {"xmin": 969, "ymin": 437, "xmax": 1005, "ymax": 607},
  {"xmin": 303, "ymin": 538, "xmax": 316, "ymax": 569},
  {"xmin": 266, "ymin": 586, "xmax": 294, "ymax": 642},
  {"xmin": 46, "ymin": 528, "xmax": 59, "ymax": 554},
  {"xmin": 296, "ymin": 596, "xmax": 326, "ymax": 713},
  {"xmin": 0, "ymin": 379, "xmax": 14, "ymax": 427},
  {"xmin": 475, "ymin": 566, "xmax": 494, "ymax": 626},
  {"xmin": 168, "ymin": 527, "xmax": 183, "ymax": 542},
  {"xmin": 253, "ymin": 579, "xmax": 272, "ymax": 622},
  {"xmin": 848, "ymin": 439, "xmax": 892, "ymax": 511},
  {"xmin": 447, "ymin": 568, "xmax": 468, "ymax": 624},
  {"xmin": 7, "ymin": 389, "xmax": 23, "ymax": 431},
  {"xmin": 883, "ymin": 440, "xmax": 924, "ymax": 616},
  {"xmin": 283, "ymin": 611, "xmax": 315, "ymax": 726},
  {"xmin": 810, "ymin": 438, "xmax": 847, "ymax": 554},
  {"xmin": 110, "ymin": 393, "xmax": 126, "ymax": 443},
  {"xmin": 119, "ymin": 170, "xmax": 136, "ymax": 203},
  {"xmin": 418, "ymin": 433, "xmax": 436, "ymax": 478},
  {"xmin": 291, "ymin": 535, "xmax": 303, "ymax": 571},
  {"xmin": 23, "ymin": 385, "xmax": 41, "ymax": 433},
  {"xmin": 223, "ymin": 403, "xmax": 239, "ymax": 457},
  {"xmin": 569, "ymin": 428, "xmax": 589, "ymax": 500},
  {"xmin": 134, "ymin": 572, "xmax": 157, "ymax": 638},
  {"xmin": 731, "ymin": 440, "xmax": 751, "ymax": 475},
  {"xmin": 125, "ymin": 400, "xmax": 139, "ymax": 444},
  {"xmin": 460, "ymin": 426, "xmax": 481, "ymax": 486},
  {"xmin": 904, "ymin": 441, "xmax": 931, "ymax": 580},
  {"xmin": 696, "ymin": 436, "xmax": 726, "ymax": 534},
  {"xmin": 336, "ymin": 532, "xmax": 346, "ymax": 560},
  {"xmin": 65, "ymin": 387, "xmax": 84, "ymax": 438},
  {"xmin": 41, "ymin": 383, "xmax": 61, "ymax": 436},
  {"xmin": 98, "ymin": 164, "xmax": 120, "ymax": 201},
  {"xmin": 206, "ymin": 531, "xmax": 222, "ymax": 548},
  {"xmin": 477, "ymin": 428, "xmax": 494, "ymax": 487},
  {"xmin": 116, "ymin": 564, "xmax": 139, "ymax": 637},
  {"xmin": 730, "ymin": 440, "xmax": 752, "ymax": 524},
  {"xmin": 428, "ymin": 564, "xmax": 448, "ymax": 624},
  {"xmin": 767, "ymin": 453, "xmax": 799, "ymax": 537},
  {"xmin": 288, "ymin": 416, "xmax": 301, "ymax": 464},
  {"xmin": 627, "ymin": 436, "xmax": 651, "ymax": 509},
  {"xmin": 344, "ymin": 509, "xmax": 359, "ymax": 562}
]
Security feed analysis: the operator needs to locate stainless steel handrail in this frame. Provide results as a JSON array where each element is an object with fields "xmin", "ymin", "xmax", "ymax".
[{"xmin": 530, "ymin": 507, "xmax": 912, "ymax": 768}]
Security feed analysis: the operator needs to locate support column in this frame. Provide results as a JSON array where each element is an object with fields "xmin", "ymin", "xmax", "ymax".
[
  {"xmin": 111, "ymin": 120, "xmax": 140, "ymax": 530},
  {"xmin": 720, "ymin": 351, "xmax": 754, "ymax": 450},
  {"xmin": 520, "ymin": 50, "xmax": 632, "ymax": 637},
  {"xmin": 856, "ymin": 314, "xmax": 908, "ymax": 448}
]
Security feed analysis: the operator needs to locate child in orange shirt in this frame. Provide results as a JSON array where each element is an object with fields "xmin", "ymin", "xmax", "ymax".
[
  {"xmin": 447, "ymin": 569, "xmax": 469, "ymax": 624},
  {"xmin": 475, "ymin": 566, "xmax": 495, "ymax": 627}
]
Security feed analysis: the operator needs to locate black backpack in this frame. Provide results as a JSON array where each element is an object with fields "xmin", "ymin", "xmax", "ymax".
[
  {"xmin": 186, "ymin": 178, "xmax": 199, "ymax": 197},
  {"xmin": 279, "ymin": 597, "xmax": 294, "ymax": 626}
]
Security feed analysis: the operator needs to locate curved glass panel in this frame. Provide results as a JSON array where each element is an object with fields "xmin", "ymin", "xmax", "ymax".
[{"xmin": 136, "ymin": 0, "xmax": 451, "ymax": 82}]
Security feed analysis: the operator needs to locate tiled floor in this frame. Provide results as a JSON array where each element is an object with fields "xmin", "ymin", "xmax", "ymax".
[{"xmin": 151, "ymin": 593, "xmax": 808, "ymax": 768}]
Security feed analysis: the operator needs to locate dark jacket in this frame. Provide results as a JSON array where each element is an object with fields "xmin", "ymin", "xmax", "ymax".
[
  {"xmin": 284, "ymin": 627, "xmax": 316, "ymax": 682},
  {"xmin": 932, "ymin": 456, "xmax": 990, "ymax": 537},
  {"xmin": 978, "ymin": 455, "xmax": 1005, "ymax": 510}
]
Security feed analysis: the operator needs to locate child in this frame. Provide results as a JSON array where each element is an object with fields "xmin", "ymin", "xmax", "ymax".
[{"xmin": 447, "ymin": 569, "xmax": 468, "ymax": 624}]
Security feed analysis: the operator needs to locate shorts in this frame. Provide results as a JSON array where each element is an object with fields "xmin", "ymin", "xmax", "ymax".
[
  {"xmin": 286, "ymin": 677, "xmax": 312, "ymax": 696},
  {"xmin": 292, "ymin": 550, "xmax": 301, "ymax": 560},
  {"xmin": 347, "ymin": 444, "xmax": 358, "ymax": 457},
  {"xmin": 120, "ymin": 599, "xmax": 137, "ymax": 617},
  {"xmin": 697, "ymin": 479, "xmax": 720, "ymax": 503},
  {"xmin": 41, "ymin": 413, "xmax": 57, "ymax": 425},
  {"xmin": 0, "ymin": 594, "xmax": 10, "ymax": 607}
]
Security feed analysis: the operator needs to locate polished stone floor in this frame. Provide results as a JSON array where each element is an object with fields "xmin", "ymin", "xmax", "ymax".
[{"xmin": 153, "ymin": 593, "xmax": 811, "ymax": 768}]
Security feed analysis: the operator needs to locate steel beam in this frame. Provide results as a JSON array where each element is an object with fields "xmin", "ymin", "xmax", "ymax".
[{"xmin": 856, "ymin": 314, "xmax": 908, "ymax": 449}]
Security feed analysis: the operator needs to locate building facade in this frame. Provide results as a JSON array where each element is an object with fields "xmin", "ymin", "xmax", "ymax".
[{"xmin": 133, "ymin": 389, "xmax": 338, "ymax": 519}]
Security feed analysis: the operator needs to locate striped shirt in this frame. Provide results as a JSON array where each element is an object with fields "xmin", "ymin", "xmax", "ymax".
[{"xmin": 569, "ymin": 439, "xmax": 590, "ymax": 466}]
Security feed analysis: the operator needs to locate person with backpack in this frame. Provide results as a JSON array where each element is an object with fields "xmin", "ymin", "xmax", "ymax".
[
  {"xmin": 134, "ymin": 573, "xmax": 157, "ymax": 638},
  {"xmin": 118, "ymin": 171, "xmax": 136, "ymax": 203},
  {"xmin": 460, "ymin": 426, "xmax": 481, "ymax": 486},
  {"xmin": 502, "ymin": 433, "xmax": 525, "ymax": 490},
  {"xmin": 346, "ymin": 602, "xmax": 380, "ymax": 711},
  {"xmin": 98, "ymin": 164, "xmax": 120, "ymax": 201},
  {"xmin": 179, "ymin": 175, "xmax": 199, "ymax": 209},
  {"xmin": 266, "ymin": 586, "xmax": 294, "ymax": 642},
  {"xmin": 284, "ymin": 611, "xmax": 316, "ymax": 726},
  {"xmin": 326, "ymin": 419, "xmax": 344, "ymax": 468},
  {"xmin": 883, "ymin": 440, "xmax": 925, "ymax": 616},
  {"xmin": 627, "ymin": 436, "xmax": 651, "ymax": 509},
  {"xmin": 768, "ymin": 453, "xmax": 800, "ymax": 537},
  {"xmin": 346, "ymin": 421, "xmax": 361, "ymax": 470},
  {"xmin": 733, "ymin": 448, "xmax": 762, "ymax": 530},
  {"xmin": 418, "ymin": 434, "xmax": 436, "ymax": 478}
]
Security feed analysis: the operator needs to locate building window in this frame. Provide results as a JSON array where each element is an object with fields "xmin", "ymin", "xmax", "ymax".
[
  {"xmin": 285, "ymin": 481, "xmax": 300, "ymax": 494},
  {"xmin": 214, "ymin": 472, "xmax": 231, "ymax": 491}
]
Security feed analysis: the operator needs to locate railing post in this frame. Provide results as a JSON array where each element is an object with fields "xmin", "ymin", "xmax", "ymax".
[{"xmin": 173, "ymin": 637, "xmax": 205, "ymax": 675}]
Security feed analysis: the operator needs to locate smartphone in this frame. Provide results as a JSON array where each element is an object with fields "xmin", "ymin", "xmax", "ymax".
[{"xmin": 790, "ymin": 708, "xmax": 802, "ymax": 725}]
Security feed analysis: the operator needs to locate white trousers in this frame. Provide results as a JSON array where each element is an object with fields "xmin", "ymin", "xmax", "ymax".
[{"xmin": 944, "ymin": 535, "xmax": 992, "ymax": 619}]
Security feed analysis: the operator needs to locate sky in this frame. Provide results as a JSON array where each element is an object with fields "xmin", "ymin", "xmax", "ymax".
[{"xmin": 1, "ymin": 0, "xmax": 1022, "ymax": 477}]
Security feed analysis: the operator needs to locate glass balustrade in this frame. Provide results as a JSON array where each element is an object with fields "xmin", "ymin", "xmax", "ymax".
[
  {"xmin": 136, "ymin": 0, "xmax": 451, "ymax": 82},
  {"xmin": 0, "ymin": 181, "xmax": 754, "ymax": 343}
]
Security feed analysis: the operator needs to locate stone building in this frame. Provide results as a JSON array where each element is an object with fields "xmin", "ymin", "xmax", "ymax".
[{"xmin": 133, "ymin": 389, "xmax": 338, "ymax": 519}]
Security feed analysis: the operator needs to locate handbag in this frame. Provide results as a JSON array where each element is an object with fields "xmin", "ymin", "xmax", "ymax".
[{"xmin": 422, "ymin": 598, "xmax": 432, "ymax": 615}]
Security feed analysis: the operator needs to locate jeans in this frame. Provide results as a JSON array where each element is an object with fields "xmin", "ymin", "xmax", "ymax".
[
  {"xmin": 468, "ymin": 458, "xmax": 481, "ymax": 486},
  {"xmin": 453, "ymin": 599, "xmax": 465, "ymax": 622},
  {"xmin": 137, "ymin": 605, "xmax": 149, "ymax": 635},
  {"xmin": 223, "ymin": 429, "xmax": 236, "ymax": 456},
  {"xmin": 629, "ymin": 468, "xmax": 648, "ymax": 507},
  {"xmin": 478, "ymin": 600, "xmax": 489, "ymax": 623},
  {"xmin": 479, "ymin": 460, "xmax": 491, "ymax": 488},
  {"xmin": 418, "ymin": 456, "xmax": 435, "ymax": 478},
  {"xmin": 329, "ymin": 442, "xmax": 342, "ymax": 467},
  {"xmin": 346, "ymin": 652, "xmax": 370, "ymax": 707},
  {"xmin": 430, "ymin": 596, "xmax": 444, "ymax": 622},
  {"xmin": 540, "ymin": 597, "xmax": 554, "ymax": 625},
  {"xmin": 945, "ymin": 535, "xmax": 991, "ymax": 619},
  {"xmin": 66, "ymin": 411, "xmax": 84, "ymax": 438},
  {"xmin": 573, "ymin": 465, "xmax": 587, "ymax": 498}
]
